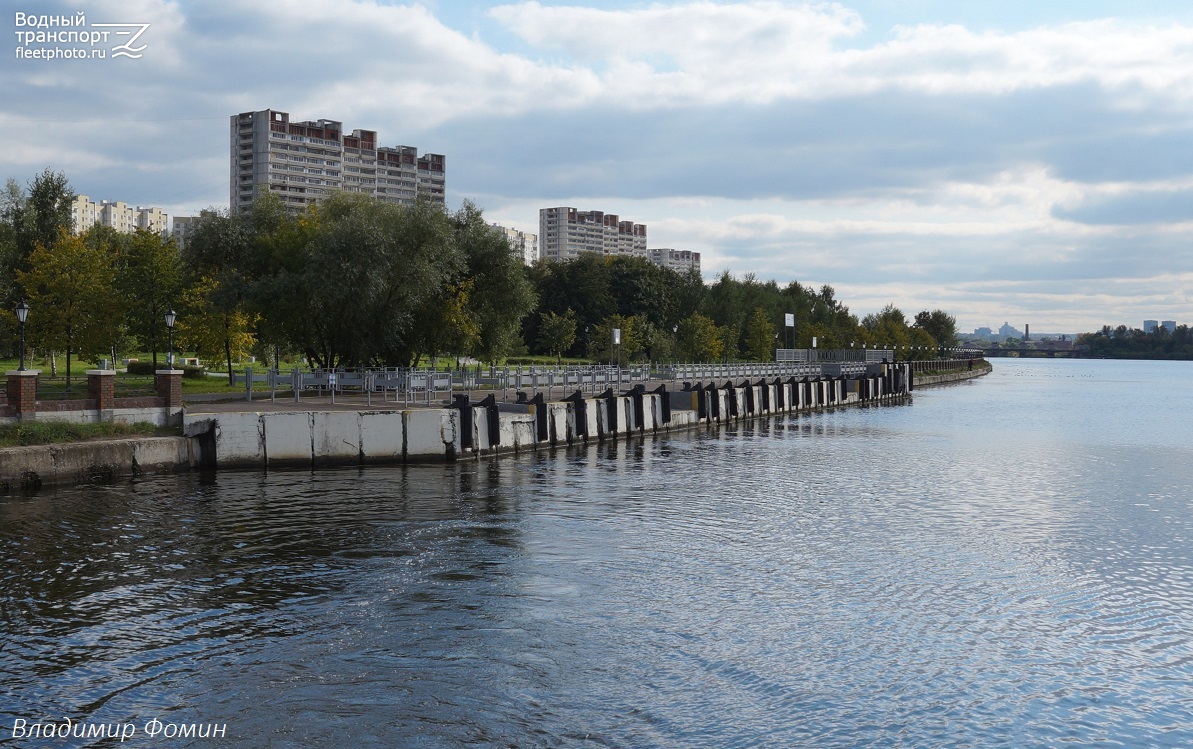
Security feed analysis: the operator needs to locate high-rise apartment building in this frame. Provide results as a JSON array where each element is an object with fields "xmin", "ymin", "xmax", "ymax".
[
  {"xmin": 71, "ymin": 195, "xmax": 168, "ymax": 235},
  {"xmin": 491, "ymin": 224, "xmax": 538, "ymax": 266},
  {"xmin": 538, "ymin": 207, "xmax": 647, "ymax": 261},
  {"xmin": 230, "ymin": 109, "xmax": 445, "ymax": 212},
  {"xmin": 647, "ymin": 248, "xmax": 701, "ymax": 274},
  {"xmin": 171, "ymin": 215, "xmax": 198, "ymax": 250}
]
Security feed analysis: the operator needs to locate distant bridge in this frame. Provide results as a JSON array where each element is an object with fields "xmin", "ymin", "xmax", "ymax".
[{"xmin": 977, "ymin": 346, "xmax": 1084, "ymax": 358}]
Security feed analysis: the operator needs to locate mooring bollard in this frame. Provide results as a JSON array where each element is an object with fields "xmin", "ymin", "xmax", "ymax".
[
  {"xmin": 529, "ymin": 391, "xmax": 548, "ymax": 442},
  {"xmin": 624, "ymin": 384, "xmax": 645, "ymax": 432},
  {"xmin": 723, "ymin": 380, "xmax": 739, "ymax": 418},
  {"xmin": 705, "ymin": 381, "xmax": 720, "ymax": 420},
  {"xmin": 564, "ymin": 389, "xmax": 588, "ymax": 440},
  {"xmin": 477, "ymin": 393, "xmax": 500, "ymax": 446},
  {"xmin": 651, "ymin": 383, "xmax": 671, "ymax": 425},
  {"xmin": 452, "ymin": 394, "xmax": 474, "ymax": 450}
]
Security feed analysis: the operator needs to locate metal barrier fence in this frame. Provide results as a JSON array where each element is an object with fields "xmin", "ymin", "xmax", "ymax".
[
  {"xmin": 776, "ymin": 348, "xmax": 891, "ymax": 363},
  {"xmin": 233, "ymin": 359, "xmax": 897, "ymax": 404}
]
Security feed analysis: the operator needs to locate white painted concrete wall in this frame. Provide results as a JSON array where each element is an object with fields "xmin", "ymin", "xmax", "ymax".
[{"xmin": 183, "ymin": 364, "xmax": 919, "ymax": 468}]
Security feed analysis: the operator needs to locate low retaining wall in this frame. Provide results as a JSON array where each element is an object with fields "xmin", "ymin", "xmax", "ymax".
[
  {"xmin": 2, "ymin": 370, "xmax": 185, "ymax": 427},
  {"xmin": 0, "ymin": 437, "xmax": 196, "ymax": 493},
  {"xmin": 186, "ymin": 363, "xmax": 924, "ymax": 469},
  {"xmin": 912, "ymin": 365, "xmax": 991, "ymax": 388}
]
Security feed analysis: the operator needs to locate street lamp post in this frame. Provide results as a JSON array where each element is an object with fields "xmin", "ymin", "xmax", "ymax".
[
  {"xmin": 165, "ymin": 309, "xmax": 177, "ymax": 367},
  {"xmin": 15, "ymin": 300, "xmax": 29, "ymax": 372}
]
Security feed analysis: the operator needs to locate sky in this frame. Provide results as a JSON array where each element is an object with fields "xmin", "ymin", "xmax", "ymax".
[{"xmin": 5, "ymin": 0, "xmax": 1193, "ymax": 334}]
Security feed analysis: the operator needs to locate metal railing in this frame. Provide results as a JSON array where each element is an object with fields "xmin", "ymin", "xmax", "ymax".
[
  {"xmin": 777, "ymin": 348, "xmax": 892, "ymax": 363},
  {"xmin": 233, "ymin": 359, "xmax": 896, "ymax": 405}
]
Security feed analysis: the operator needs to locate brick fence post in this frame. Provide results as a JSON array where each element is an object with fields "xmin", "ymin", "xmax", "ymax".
[
  {"xmin": 6, "ymin": 370, "xmax": 40, "ymax": 421},
  {"xmin": 155, "ymin": 369, "xmax": 183, "ymax": 426},
  {"xmin": 87, "ymin": 369, "xmax": 116, "ymax": 419}
]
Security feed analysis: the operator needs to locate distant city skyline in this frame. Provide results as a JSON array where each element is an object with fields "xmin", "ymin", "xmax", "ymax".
[{"xmin": 6, "ymin": 0, "xmax": 1193, "ymax": 332}]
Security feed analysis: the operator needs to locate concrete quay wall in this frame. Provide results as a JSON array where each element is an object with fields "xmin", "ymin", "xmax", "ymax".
[
  {"xmin": 912, "ymin": 364, "xmax": 992, "ymax": 388},
  {"xmin": 0, "ymin": 437, "xmax": 195, "ymax": 493},
  {"xmin": 0, "ymin": 365, "xmax": 991, "ymax": 491},
  {"xmin": 187, "ymin": 364, "xmax": 925, "ymax": 469}
]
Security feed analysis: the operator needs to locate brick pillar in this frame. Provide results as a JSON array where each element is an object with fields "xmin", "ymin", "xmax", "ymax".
[
  {"xmin": 87, "ymin": 369, "xmax": 116, "ymax": 415},
  {"xmin": 155, "ymin": 369, "xmax": 183, "ymax": 407},
  {"xmin": 155, "ymin": 369, "xmax": 182, "ymax": 426},
  {"xmin": 6, "ymin": 370, "xmax": 40, "ymax": 421}
]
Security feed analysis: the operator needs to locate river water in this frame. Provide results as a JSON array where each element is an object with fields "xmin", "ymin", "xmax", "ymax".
[{"xmin": 2, "ymin": 358, "xmax": 1192, "ymax": 747}]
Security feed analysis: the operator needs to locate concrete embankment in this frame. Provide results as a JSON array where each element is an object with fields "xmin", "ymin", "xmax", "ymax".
[
  {"xmin": 0, "ymin": 437, "xmax": 195, "ymax": 493},
  {"xmin": 913, "ymin": 364, "xmax": 992, "ymax": 387},
  {"xmin": 0, "ymin": 363, "xmax": 991, "ymax": 491},
  {"xmin": 183, "ymin": 363, "xmax": 921, "ymax": 469}
]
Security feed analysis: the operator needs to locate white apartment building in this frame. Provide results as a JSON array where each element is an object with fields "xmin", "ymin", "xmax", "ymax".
[
  {"xmin": 230, "ymin": 109, "xmax": 446, "ymax": 211},
  {"xmin": 491, "ymin": 224, "xmax": 538, "ymax": 266},
  {"xmin": 648, "ymin": 248, "xmax": 701, "ymax": 274},
  {"xmin": 71, "ymin": 195, "xmax": 168, "ymax": 235},
  {"xmin": 538, "ymin": 207, "xmax": 647, "ymax": 261},
  {"xmin": 1144, "ymin": 320, "xmax": 1177, "ymax": 333},
  {"xmin": 172, "ymin": 215, "xmax": 197, "ymax": 250}
]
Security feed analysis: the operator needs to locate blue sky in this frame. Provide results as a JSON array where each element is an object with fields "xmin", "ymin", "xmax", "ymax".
[{"xmin": 5, "ymin": 0, "xmax": 1193, "ymax": 333}]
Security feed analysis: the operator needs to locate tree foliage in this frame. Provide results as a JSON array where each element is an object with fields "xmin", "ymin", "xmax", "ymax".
[
  {"xmin": 914, "ymin": 309, "xmax": 959, "ymax": 348},
  {"xmin": 175, "ymin": 275, "xmax": 256, "ymax": 378},
  {"xmin": 589, "ymin": 314, "xmax": 647, "ymax": 364},
  {"xmin": 181, "ymin": 193, "xmax": 535, "ymax": 368},
  {"xmin": 744, "ymin": 307, "xmax": 776, "ymax": 362},
  {"xmin": 522, "ymin": 260, "xmax": 961, "ymax": 362},
  {"xmin": 1078, "ymin": 324, "xmax": 1193, "ymax": 359},
  {"xmin": 16, "ymin": 230, "xmax": 120, "ymax": 385},
  {"xmin": 117, "ymin": 229, "xmax": 183, "ymax": 368},
  {"xmin": 538, "ymin": 309, "xmax": 577, "ymax": 364},
  {"xmin": 677, "ymin": 312, "xmax": 726, "ymax": 362}
]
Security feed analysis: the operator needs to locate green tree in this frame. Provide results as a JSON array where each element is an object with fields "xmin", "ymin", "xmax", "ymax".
[
  {"xmin": 1, "ymin": 170, "xmax": 75, "ymax": 310},
  {"xmin": 175, "ymin": 275, "xmax": 256, "ymax": 375},
  {"xmin": 117, "ymin": 229, "xmax": 183, "ymax": 368},
  {"xmin": 914, "ymin": 309, "xmax": 959, "ymax": 348},
  {"xmin": 744, "ymin": 307, "xmax": 776, "ymax": 361},
  {"xmin": 538, "ymin": 309, "xmax": 577, "ymax": 364},
  {"xmin": 181, "ymin": 205, "xmax": 260, "ymax": 377},
  {"xmin": 16, "ymin": 231, "xmax": 120, "ymax": 387},
  {"xmin": 0, "ymin": 179, "xmax": 25, "ymax": 309},
  {"xmin": 677, "ymin": 312, "xmax": 725, "ymax": 362},
  {"xmin": 24, "ymin": 169, "xmax": 75, "ymax": 259},
  {"xmin": 453, "ymin": 202, "xmax": 536, "ymax": 363},
  {"xmin": 907, "ymin": 327, "xmax": 938, "ymax": 359},
  {"xmin": 590, "ymin": 314, "xmax": 645, "ymax": 364},
  {"xmin": 861, "ymin": 304, "xmax": 913, "ymax": 353}
]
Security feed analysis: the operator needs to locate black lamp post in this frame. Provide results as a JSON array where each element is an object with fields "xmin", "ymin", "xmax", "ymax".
[
  {"xmin": 15, "ymin": 300, "xmax": 29, "ymax": 371},
  {"xmin": 165, "ymin": 309, "xmax": 176, "ymax": 367}
]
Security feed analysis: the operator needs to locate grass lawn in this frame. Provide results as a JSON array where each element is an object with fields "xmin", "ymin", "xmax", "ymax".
[
  {"xmin": 0, "ymin": 420, "xmax": 178, "ymax": 448},
  {"xmin": 0, "ymin": 355, "xmax": 250, "ymax": 396}
]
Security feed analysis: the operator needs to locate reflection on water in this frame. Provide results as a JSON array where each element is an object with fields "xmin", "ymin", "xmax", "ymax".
[{"xmin": 3, "ymin": 359, "xmax": 1193, "ymax": 747}]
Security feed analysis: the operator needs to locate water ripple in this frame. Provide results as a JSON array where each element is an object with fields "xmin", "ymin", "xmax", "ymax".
[{"xmin": 3, "ymin": 360, "xmax": 1193, "ymax": 746}]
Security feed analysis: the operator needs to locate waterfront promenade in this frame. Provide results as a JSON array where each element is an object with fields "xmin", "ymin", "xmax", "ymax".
[{"xmin": 0, "ymin": 361, "xmax": 989, "ymax": 492}]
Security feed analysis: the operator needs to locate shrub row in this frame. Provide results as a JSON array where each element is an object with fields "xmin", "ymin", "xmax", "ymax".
[{"xmin": 125, "ymin": 361, "xmax": 208, "ymax": 379}]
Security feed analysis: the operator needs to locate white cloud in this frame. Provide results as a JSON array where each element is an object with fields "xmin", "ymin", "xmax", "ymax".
[
  {"xmin": 486, "ymin": 3, "xmax": 1193, "ymax": 109},
  {"xmin": 6, "ymin": 0, "xmax": 1193, "ymax": 331}
]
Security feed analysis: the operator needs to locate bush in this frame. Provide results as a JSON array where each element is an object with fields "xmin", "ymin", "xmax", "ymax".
[
  {"xmin": 504, "ymin": 356, "xmax": 591, "ymax": 366},
  {"xmin": 125, "ymin": 360, "xmax": 207, "ymax": 379}
]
